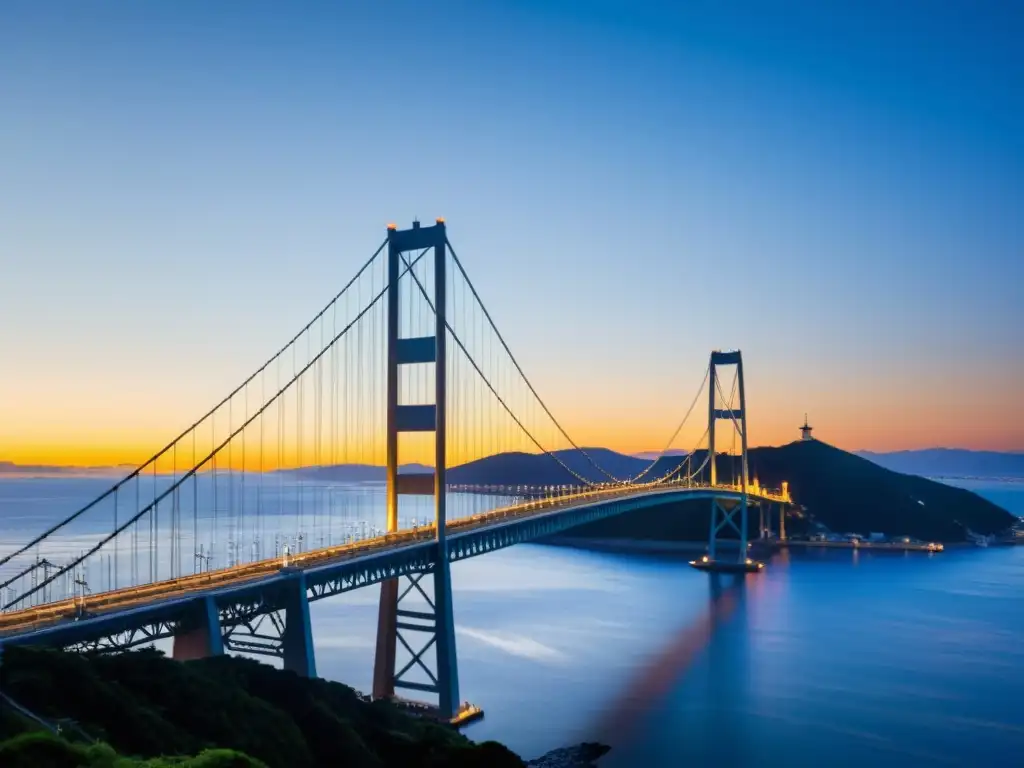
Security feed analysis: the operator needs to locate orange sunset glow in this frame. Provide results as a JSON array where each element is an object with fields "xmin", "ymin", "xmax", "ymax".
[{"xmin": 3, "ymin": 359, "xmax": 1021, "ymax": 469}]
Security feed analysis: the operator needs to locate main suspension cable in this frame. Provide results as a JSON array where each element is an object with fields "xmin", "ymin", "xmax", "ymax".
[
  {"xmin": 398, "ymin": 251, "xmax": 599, "ymax": 487},
  {"xmin": 623, "ymin": 365, "xmax": 710, "ymax": 483}
]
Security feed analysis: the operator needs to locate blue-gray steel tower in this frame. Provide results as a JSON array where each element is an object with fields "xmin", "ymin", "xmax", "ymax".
[
  {"xmin": 372, "ymin": 219, "xmax": 460, "ymax": 720},
  {"xmin": 706, "ymin": 350, "xmax": 751, "ymax": 565}
]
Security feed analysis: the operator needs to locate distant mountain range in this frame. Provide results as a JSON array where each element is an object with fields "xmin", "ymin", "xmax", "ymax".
[
  {"xmin": 286, "ymin": 463, "xmax": 433, "ymax": 482},
  {"xmin": 294, "ymin": 449, "xmax": 681, "ymax": 485},
  {"xmin": 0, "ymin": 461, "xmax": 136, "ymax": 478},
  {"xmin": 856, "ymin": 449, "xmax": 1024, "ymax": 479},
  {"xmin": 4, "ymin": 447, "xmax": 1022, "ymax": 481},
  {"xmin": 449, "ymin": 447, "xmax": 663, "ymax": 485}
]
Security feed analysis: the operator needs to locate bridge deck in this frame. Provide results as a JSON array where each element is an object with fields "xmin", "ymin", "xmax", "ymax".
[{"xmin": 0, "ymin": 483, "xmax": 787, "ymax": 643}]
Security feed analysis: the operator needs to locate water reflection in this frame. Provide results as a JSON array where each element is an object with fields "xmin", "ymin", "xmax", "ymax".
[
  {"xmin": 591, "ymin": 570, "xmax": 770, "ymax": 766},
  {"xmin": 703, "ymin": 574, "xmax": 751, "ymax": 766}
]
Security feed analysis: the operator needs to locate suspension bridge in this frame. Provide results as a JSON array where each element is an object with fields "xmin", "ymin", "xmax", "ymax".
[{"xmin": 0, "ymin": 220, "xmax": 791, "ymax": 722}]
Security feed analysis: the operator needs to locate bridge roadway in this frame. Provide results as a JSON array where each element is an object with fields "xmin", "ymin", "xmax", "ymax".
[{"xmin": 0, "ymin": 482, "xmax": 787, "ymax": 653}]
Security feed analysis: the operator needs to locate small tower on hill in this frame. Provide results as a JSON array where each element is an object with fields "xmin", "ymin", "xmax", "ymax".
[{"xmin": 799, "ymin": 414, "xmax": 814, "ymax": 441}]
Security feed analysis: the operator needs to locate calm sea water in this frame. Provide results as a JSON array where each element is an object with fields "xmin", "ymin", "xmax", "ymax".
[{"xmin": 1, "ymin": 478, "xmax": 1022, "ymax": 766}]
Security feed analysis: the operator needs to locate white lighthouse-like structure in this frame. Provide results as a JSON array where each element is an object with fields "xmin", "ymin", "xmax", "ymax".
[{"xmin": 800, "ymin": 414, "xmax": 814, "ymax": 441}]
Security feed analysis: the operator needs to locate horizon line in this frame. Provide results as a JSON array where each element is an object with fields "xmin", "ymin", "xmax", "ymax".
[{"xmin": 3, "ymin": 443, "xmax": 1023, "ymax": 474}]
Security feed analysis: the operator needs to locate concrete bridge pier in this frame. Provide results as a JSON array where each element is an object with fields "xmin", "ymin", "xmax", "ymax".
[
  {"xmin": 281, "ymin": 573, "xmax": 316, "ymax": 678},
  {"xmin": 171, "ymin": 596, "xmax": 224, "ymax": 661}
]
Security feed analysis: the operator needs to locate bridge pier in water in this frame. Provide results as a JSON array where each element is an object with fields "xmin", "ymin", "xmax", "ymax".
[
  {"xmin": 282, "ymin": 574, "xmax": 317, "ymax": 678},
  {"xmin": 759, "ymin": 500, "xmax": 788, "ymax": 542},
  {"xmin": 170, "ymin": 578, "xmax": 315, "ymax": 677},
  {"xmin": 171, "ymin": 596, "xmax": 224, "ymax": 661}
]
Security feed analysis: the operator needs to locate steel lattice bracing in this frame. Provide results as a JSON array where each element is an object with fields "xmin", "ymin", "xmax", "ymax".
[{"xmin": 64, "ymin": 619, "xmax": 179, "ymax": 655}]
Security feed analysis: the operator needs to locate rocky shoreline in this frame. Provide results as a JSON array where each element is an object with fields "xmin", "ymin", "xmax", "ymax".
[{"xmin": 527, "ymin": 742, "xmax": 611, "ymax": 767}]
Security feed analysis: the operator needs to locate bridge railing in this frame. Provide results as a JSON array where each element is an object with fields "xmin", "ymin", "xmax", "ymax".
[{"xmin": 445, "ymin": 480, "xmax": 790, "ymax": 505}]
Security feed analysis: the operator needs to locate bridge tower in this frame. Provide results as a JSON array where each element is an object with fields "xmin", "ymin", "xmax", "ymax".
[
  {"xmin": 373, "ymin": 220, "xmax": 461, "ymax": 721},
  {"xmin": 704, "ymin": 350, "xmax": 758, "ymax": 570}
]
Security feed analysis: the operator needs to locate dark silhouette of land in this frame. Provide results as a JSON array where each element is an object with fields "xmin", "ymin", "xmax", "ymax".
[{"xmin": 0, "ymin": 647, "xmax": 531, "ymax": 767}]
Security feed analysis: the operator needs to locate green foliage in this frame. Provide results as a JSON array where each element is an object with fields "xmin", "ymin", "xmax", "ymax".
[
  {"xmin": 0, "ymin": 732, "xmax": 270, "ymax": 768},
  {"xmin": 0, "ymin": 731, "xmax": 84, "ymax": 768},
  {"xmin": 0, "ymin": 648, "xmax": 524, "ymax": 768},
  {"xmin": 168, "ymin": 748, "xmax": 268, "ymax": 768}
]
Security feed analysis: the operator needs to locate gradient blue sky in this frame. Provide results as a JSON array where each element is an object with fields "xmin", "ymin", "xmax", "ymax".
[{"xmin": 1, "ymin": 0, "xmax": 1022, "ymax": 463}]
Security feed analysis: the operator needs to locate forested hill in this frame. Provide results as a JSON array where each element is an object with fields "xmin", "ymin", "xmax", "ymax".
[
  {"xmin": 0, "ymin": 647, "xmax": 524, "ymax": 767},
  {"xmin": 744, "ymin": 440, "xmax": 1014, "ymax": 540},
  {"xmin": 448, "ymin": 448, "xmax": 653, "ymax": 485}
]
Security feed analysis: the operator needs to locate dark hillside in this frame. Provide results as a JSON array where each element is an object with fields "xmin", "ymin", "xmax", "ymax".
[
  {"xmin": 448, "ymin": 448, "xmax": 677, "ymax": 486},
  {"xmin": 449, "ymin": 452, "xmax": 572, "ymax": 486},
  {"xmin": 742, "ymin": 440, "xmax": 1013, "ymax": 540},
  {"xmin": 0, "ymin": 647, "xmax": 522, "ymax": 768}
]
